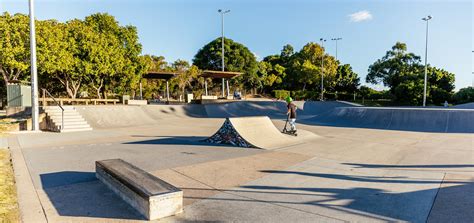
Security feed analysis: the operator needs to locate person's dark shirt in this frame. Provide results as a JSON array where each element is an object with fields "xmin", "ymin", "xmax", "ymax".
[{"xmin": 287, "ymin": 102, "xmax": 297, "ymax": 119}]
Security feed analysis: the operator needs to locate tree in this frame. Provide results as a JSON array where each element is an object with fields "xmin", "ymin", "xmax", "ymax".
[
  {"xmin": 289, "ymin": 42, "xmax": 338, "ymax": 91},
  {"xmin": 333, "ymin": 64, "xmax": 360, "ymax": 93},
  {"xmin": 453, "ymin": 87, "xmax": 474, "ymax": 104},
  {"xmin": 37, "ymin": 19, "xmax": 79, "ymax": 98},
  {"xmin": 171, "ymin": 60, "xmax": 199, "ymax": 101},
  {"xmin": 193, "ymin": 37, "xmax": 258, "ymax": 90},
  {"xmin": 367, "ymin": 42, "xmax": 455, "ymax": 105},
  {"xmin": 257, "ymin": 60, "xmax": 285, "ymax": 91},
  {"xmin": 78, "ymin": 13, "xmax": 145, "ymax": 98},
  {"xmin": 427, "ymin": 67, "xmax": 455, "ymax": 104},
  {"xmin": 0, "ymin": 13, "xmax": 30, "ymax": 89},
  {"xmin": 140, "ymin": 55, "xmax": 171, "ymax": 100},
  {"xmin": 280, "ymin": 44, "xmax": 294, "ymax": 61}
]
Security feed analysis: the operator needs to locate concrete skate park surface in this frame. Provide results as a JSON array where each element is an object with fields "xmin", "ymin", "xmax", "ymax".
[{"xmin": 7, "ymin": 100, "xmax": 474, "ymax": 222}]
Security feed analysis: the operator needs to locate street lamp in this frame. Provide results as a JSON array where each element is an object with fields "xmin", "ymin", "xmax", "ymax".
[
  {"xmin": 218, "ymin": 9, "xmax": 230, "ymax": 98},
  {"xmin": 320, "ymin": 38, "xmax": 326, "ymax": 101},
  {"xmin": 29, "ymin": 0, "xmax": 39, "ymax": 131},
  {"xmin": 422, "ymin": 15, "xmax": 432, "ymax": 107},
  {"xmin": 331, "ymin": 38, "xmax": 342, "ymax": 61}
]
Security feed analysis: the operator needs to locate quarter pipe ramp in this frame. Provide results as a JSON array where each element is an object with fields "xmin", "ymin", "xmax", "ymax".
[{"xmin": 205, "ymin": 116, "xmax": 317, "ymax": 149}]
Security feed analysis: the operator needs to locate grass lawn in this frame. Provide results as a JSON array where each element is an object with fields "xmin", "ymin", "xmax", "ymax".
[
  {"xmin": 0, "ymin": 148, "xmax": 19, "ymax": 223},
  {"xmin": 0, "ymin": 118, "xmax": 19, "ymax": 223}
]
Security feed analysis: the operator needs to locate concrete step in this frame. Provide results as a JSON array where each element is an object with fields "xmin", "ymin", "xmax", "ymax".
[
  {"xmin": 43, "ymin": 105, "xmax": 93, "ymax": 132},
  {"xmin": 47, "ymin": 113, "xmax": 84, "ymax": 118},
  {"xmin": 48, "ymin": 116, "xmax": 85, "ymax": 121},
  {"xmin": 55, "ymin": 121, "xmax": 89, "ymax": 126},
  {"xmin": 60, "ymin": 127, "xmax": 93, "ymax": 132},
  {"xmin": 47, "ymin": 112, "xmax": 82, "ymax": 116},
  {"xmin": 44, "ymin": 110, "xmax": 76, "ymax": 113},
  {"xmin": 57, "ymin": 123, "xmax": 91, "ymax": 129},
  {"xmin": 44, "ymin": 107, "xmax": 76, "ymax": 111}
]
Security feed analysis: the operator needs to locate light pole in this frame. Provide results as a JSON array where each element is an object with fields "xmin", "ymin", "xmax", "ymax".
[
  {"xmin": 331, "ymin": 38, "xmax": 342, "ymax": 61},
  {"xmin": 422, "ymin": 15, "xmax": 432, "ymax": 107},
  {"xmin": 29, "ymin": 0, "xmax": 39, "ymax": 131},
  {"xmin": 218, "ymin": 9, "xmax": 230, "ymax": 98},
  {"xmin": 320, "ymin": 38, "xmax": 326, "ymax": 101}
]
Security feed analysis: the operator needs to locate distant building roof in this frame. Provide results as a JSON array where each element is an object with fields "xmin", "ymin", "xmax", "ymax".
[
  {"xmin": 201, "ymin": 70, "xmax": 243, "ymax": 79},
  {"xmin": 143, "ymin": 71, "xmax": 178, "ymax": 80}
]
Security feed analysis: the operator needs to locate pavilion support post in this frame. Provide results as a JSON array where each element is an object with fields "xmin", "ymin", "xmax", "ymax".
[
  {"xmin": 222, "ymin": 78, "xmax": 225, "ymax": 97},
  {"xmin": 139, "ymin": 82, "xmax": 143, "ymax": 100},
  {"xmin": 204, "ymin": 81, "xmax": 208, "ymax": 96},
  {"xmin": 226, "ymin": 80, "xmax": 230, "ymax": 98},
  {"xmin": 166, "ymin": 80, "xmax": 170, "ymax": 102}
]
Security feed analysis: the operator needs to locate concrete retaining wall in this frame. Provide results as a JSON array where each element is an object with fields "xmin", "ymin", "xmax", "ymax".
[{"xmin": 75, "ymin": 102, "xmax": 473, "ymax": 133}]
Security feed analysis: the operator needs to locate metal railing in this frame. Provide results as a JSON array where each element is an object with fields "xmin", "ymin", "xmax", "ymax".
[{"xmin": 42, "ymin": 89, "xmax": 64, "ymax": 130}]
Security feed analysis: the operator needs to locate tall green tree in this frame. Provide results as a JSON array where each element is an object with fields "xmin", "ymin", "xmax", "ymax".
[
  {"xmin": 193, "ymin": 37, "xmax": 258, "ymax": 90},
  {"xmin": 37, "ymin": 19, "xmax": 78, "ymax": 97},
  {"xmin": 0, "ymin": 13, "xmax": 30, "ymax": 88},
  {"xmin": 333, "ymin": 64, "xmax": 360, "ymax": 93},
  {"xmin": 367, "ymin": 42, "xmax": 455, "ymax": 105},
  {"xmin": 289, "ymin": 42, "xmax": 338, "ymax": 91},
  {"xmin": 453, "ymin": 87, "xmax": 474, "ymax": 104},
  {"xmin": 172, "ymin": 60, "xmax": 200, "ymax": 100}
]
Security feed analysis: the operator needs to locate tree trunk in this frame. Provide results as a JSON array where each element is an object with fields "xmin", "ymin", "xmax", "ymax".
[
  {"xmin": 65, "ymin": 80, "xmax": 75, "ymax": 99},
  {"xmin": 70, "ymin": 79, "xmax": 81, "ymax": 99},
  {"xmin": 303, "ymin": 83, "xmax": 306, "ymax": 91},
  {"xmin": 1, "ymin": 69, "xmax": 9, "ymax": 91},
  {"xmin": 182, "ymin": 87, "xmax": 185, "ymax": 102}
]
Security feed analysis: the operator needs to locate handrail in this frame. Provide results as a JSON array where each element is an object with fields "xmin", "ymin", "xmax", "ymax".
[{"xmin": 42, "ymin": 89, "xmax": 64, "ymax": 131}]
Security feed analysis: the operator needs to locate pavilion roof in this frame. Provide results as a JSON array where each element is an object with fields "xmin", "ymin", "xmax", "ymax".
[
  {"xmin": 143, "ymin": 71, "xmax": 178, "ymax": 80},
  {"xmin": 201, "ymin": 70, "xmax": 243, "ymax": 79}
]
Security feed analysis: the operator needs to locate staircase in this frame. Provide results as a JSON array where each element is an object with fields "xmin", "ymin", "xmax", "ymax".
[{"xmin": 43, "ymin": 106, "xmax": 92, "ymax": 132}]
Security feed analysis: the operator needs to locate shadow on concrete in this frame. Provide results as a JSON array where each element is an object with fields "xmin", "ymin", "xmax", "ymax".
[
  {"xmin": 40, "ymin": 171, "xmax": 144, "ymax": 220},
  {"xmin": 238, "ymin": 184, "xmax": 472, "ymax": 222},
  {"xmin": 123, "ymin": 136, "xmax": 221, "ymax": 147},
  {"xmin": 40, "ymin": 171, "xmax": 96, "ymax": 188},
  {"xmin": 343, "ymin": 163, "xmax": 474, "ymax": 169},
  {"xmin": 259, "ymin": 170, "xmax": 469, "ymax": 184},
  {"xmin": 230, "ymin": 170, "xmax": 474, "ymax": 222}
]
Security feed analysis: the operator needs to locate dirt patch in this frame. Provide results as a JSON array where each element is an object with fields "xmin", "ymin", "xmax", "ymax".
[{"xmin": 0, "ymin": 148, "xmax": 20, "ymax": 222}]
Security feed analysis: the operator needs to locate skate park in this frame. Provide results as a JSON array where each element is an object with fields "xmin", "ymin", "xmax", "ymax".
[
  {"xmin": 1, "ymin": 1, "xmax": 473, "ymax": 222},
  {"xmin": 5, "ymin": 100, "xmax": 474, "ymax": 222}
]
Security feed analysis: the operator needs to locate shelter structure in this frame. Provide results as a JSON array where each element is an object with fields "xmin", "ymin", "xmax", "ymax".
[
  {"xmin": 143, "ymin": 71, "xmax": 177, "ymax": 101},
  {"xmin": 201, "ymin": 70, "xmax": 242, "ymax": 98}
]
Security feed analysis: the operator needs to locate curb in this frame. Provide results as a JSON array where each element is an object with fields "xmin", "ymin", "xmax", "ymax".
[{"xmin": 7, "ymin": 136, "xmax": 48, "ymax": 223}]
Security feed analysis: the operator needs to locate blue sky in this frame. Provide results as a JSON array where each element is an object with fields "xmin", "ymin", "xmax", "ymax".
[{"xmin": 2, "ymin": 0, "xmax": 472, "ymax": 90}]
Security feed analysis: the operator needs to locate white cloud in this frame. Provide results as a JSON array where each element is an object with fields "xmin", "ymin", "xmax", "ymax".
[{"xmin": 349, "ymin": 10, "xmax": 373, "ymax": 22}]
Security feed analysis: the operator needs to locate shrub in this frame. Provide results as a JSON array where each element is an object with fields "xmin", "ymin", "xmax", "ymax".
[
  {"xmin": 273, "ymin": 90, "xmax": 290, "ymax": 99},
  {"xmin": 291, "ymin": 90, "xmax": 319, "ymax": 100}
]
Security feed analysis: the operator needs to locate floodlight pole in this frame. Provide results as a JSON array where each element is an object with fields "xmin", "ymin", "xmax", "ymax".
[
  {"xmin": 218, "ymin": 9, "xmax": 230, "ymax": 98},
  {"xmin": 422, "ymin": 16, "xmax": 432, "ymax": 107},
  {"xmin": 331, "ymin": 38, "xmax": 342, "ymax": 61},
  {"xmin": 320, "ymin": 38, "xmax": 326, "ymax": 101},
  {"xmin": 29, "ymin": 0, "xmax": 39, "ymax": 131}
]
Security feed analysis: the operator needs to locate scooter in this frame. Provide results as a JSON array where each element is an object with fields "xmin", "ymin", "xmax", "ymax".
[{"xmin": 282, "ymin": 113, "xmax": 298, "ymax": 136}]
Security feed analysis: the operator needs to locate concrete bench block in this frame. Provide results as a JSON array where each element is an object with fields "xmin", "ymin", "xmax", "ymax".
[
  {"xmin": 96, "ymin": 159, "xmax": 183, "ymax": 220},
  {"xmin": 127, "ymin": 100, "xmax": 148, "ymax": 105}
]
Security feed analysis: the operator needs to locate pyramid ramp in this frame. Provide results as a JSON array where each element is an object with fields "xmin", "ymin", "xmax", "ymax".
[{"xmin": 205, "ymin": 116, "xmax": 316, "ymax": 150}]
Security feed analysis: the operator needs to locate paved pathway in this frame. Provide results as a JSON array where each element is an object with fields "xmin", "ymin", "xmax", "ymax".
[{"xmin": 8, "ymin": 117, "xmax": 474, "ymax": 222}]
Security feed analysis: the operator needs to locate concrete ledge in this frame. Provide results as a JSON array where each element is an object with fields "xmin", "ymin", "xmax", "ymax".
[
  {"xmin": 96, "ymin": 159, "xmax": 183, "ymax": 220},
  {"xmin": 127, "ymin": 100, "xmax": 148, "ymax": 105},
  {"xmin": 201, "ymin": 95, "xmax": 218, "ymax": 100}
]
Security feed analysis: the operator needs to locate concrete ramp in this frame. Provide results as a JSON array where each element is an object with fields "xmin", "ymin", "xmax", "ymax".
[
  {"xmin": 308, "ymin": 107, "xmax": 474, "ymax": 133},
  {"xmin": 206, "ymin": 116, "xmax": 316, "ymax": 149}
]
